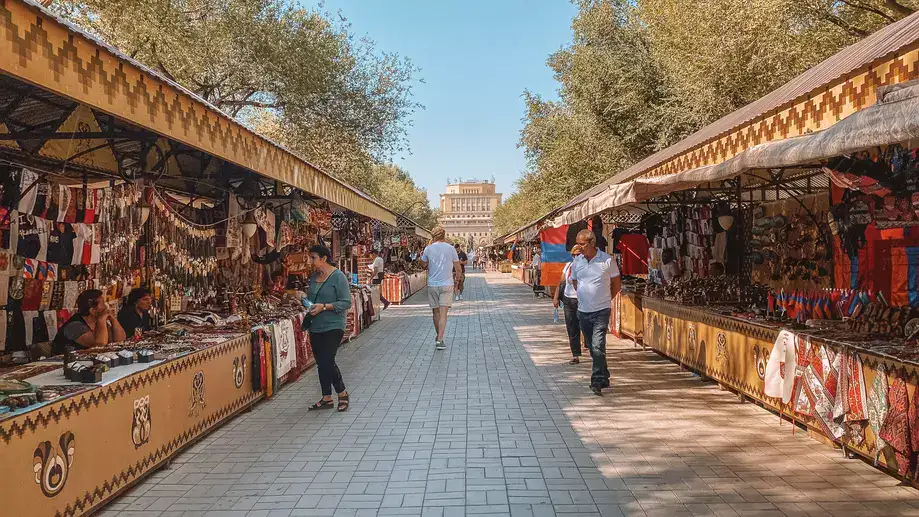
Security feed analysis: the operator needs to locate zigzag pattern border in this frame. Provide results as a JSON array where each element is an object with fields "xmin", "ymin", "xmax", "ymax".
[
  {"xmin": 0, "ymin": 0, "xmax": 394, "ymax": 224},
  {"xmin": 56, "ymin": 390, "xmax": 260, "ymax": 517},
  {"xmin": 0, "ymin": 336, "xmax": 248, "ymax": 443},
  {"xmin": 635, "ymin": 48, "xmax": 919, "ymax": 181}
]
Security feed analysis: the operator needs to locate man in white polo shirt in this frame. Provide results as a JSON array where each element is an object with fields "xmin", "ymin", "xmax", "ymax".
[{"xmin": 571, "ymin": 229, "xmax": 621, "ymax": 395}]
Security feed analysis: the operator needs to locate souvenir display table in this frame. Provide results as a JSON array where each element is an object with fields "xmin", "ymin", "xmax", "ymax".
[
  {"xmin": 0, "ymin": 327, "xmax": 259, "ymax": 517},
  {"xmin": 511, "ymin": 265, "xmax": 524, "ymax": 281},
  {"xmin": 642, "ymin": 296, "xmax": 919, "ymax": 478}
]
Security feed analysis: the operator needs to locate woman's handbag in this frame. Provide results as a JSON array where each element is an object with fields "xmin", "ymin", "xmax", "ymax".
[{"xmin": 300, "ymin": 276, "xmax": 329, "ymax": 331}]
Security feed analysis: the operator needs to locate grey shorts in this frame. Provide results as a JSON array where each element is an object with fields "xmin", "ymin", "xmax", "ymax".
[{"xmin": 427, "ymin": 285, "xmax": 454, "ymax": 309}]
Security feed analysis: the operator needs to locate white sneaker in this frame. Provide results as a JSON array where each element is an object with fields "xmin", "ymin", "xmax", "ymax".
[{"xmin": 435, "ymin": 340, "xmax": 446, "ymax": 350}]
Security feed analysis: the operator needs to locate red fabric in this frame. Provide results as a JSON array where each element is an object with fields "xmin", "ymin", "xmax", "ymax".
[
  {"xmin": 879, "ymin": 377, "xmax": 912, "ymax": 476},
  {"xmin": 539, "ymin": 226, "xmax": 567, "ymax": 245},
  {"xmin": 618, "ymin": 234, "xmax": 650, "ymax": 275},
  {"xmin": 540, "ymin": 262, "xmax": 565, "ymax": 287}
]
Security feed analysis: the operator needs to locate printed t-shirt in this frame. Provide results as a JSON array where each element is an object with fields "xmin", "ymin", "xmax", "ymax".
[{"xmin": 47, "ymin": 223, "xmax": 76, "ymax": 265}]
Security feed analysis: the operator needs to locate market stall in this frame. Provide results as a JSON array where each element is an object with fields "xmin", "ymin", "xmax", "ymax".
[
  {"xmin": 513, "ymin": 13, "xmax": 919, "ymax": 482},
  {"xmin": 0, "ymin": 2, "xmax": 419, "ymax": 514}
]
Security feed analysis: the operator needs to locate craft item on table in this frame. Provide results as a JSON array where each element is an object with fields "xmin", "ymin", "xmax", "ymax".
[
  {"xmin": 36, "ymin": 384, "xmax": 91, "ymax": 403},
  {"xmin": 137, "ymin": 350, "xmax": 155, "ymax": 363},
  {"xmin": 879, "ymin": 377, "xmax": 913, "ymax": 476},
  {"xmin": 4, "ymin": 391, "xmax": 38, "ymax": 408},
  {"xmin": 117, "ymin": 350, "xmax": 135, "ymax": 365},
  {"xmin": 868, "ymin": 367, "xmax": 892, "ymax": 468}
]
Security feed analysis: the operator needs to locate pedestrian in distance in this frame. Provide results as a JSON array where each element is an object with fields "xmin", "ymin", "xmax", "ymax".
[
  {"xmin": 553, "ymin": 245, "xmax": 584, "ymax": 364},
  {"xmin": 304, "ymin": 245, "xmax": 353, "ymax": 412},
  {"xmin": 571, "ymin": 230, "xmax": 620, "ymax": 396},
  {"xmin": 369, "ymin": 249, "xmax": 391, "ymax": 310},
  {"xmin": 421, "ymin": 227, "xmax": 462, "ymax": 350},
  {"xmin": 454, "ymin": 243, "xmax": 468, "ymax": 301}
]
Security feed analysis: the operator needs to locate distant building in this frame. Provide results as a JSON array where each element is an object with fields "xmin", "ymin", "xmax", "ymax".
[{"xmin": 438, "ymin": 180, "xmax": 502, "ymax": 248}]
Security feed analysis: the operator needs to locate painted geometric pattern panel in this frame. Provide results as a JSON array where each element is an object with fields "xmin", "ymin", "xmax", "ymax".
[
  {"xmin": 0, "ymin": 0, "xmax": 395, "ymax": 225},
  {"xmin": 632, "ymin": 46, "xmax": 919, "ymax": 180}
]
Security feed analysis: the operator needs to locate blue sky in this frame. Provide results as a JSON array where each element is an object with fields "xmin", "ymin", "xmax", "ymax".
[{"xmin": 309, "ymin": 0, "xmax": 578, "ymax": 207}]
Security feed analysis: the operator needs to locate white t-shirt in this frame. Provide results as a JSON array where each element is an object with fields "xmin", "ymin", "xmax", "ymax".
[
  {"xmin": 371, "ymin": 256, "xmax": 385, "ymax": 276},
  {"xmin": 571, "ymin": 251, "xmax": 620, "ymax": 313},
  {"xmin": 421, "ymin": 242, "xmax": 459, "ymax": 287},
  {"xmin": 562, "ymin": 262, "xmax": 578, "ymax": 299}
]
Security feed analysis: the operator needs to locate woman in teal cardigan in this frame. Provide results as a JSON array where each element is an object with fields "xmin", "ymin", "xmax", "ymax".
[{"xmin": 304, "ymin": 245, "xmax": 353, "ymax": 411}]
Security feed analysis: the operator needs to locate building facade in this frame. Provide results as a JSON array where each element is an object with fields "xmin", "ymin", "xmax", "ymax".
[{"xmin": 438, "ymin": 180, "xmax": 502, "ymax": 247}]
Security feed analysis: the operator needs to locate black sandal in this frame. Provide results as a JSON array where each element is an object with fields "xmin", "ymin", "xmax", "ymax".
[
  {"xmin": 308, "ymin": 399, "xmax": 334, "ymax": 411},
  {"xmin": 337, "ymin": 394, "xmax": 350, "ymax": 412}
]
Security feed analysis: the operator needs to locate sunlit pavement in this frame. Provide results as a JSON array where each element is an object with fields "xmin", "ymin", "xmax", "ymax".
[{"xmin": 100, "ymin": 272, "xmax": 919, "ymax": 517}]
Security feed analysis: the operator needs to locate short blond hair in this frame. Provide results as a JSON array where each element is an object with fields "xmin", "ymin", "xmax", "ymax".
[{"xmin": 431, "ymin": 226, "xmax": 446, "ymax": 241}]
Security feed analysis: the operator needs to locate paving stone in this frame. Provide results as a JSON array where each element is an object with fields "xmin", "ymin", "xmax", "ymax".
[{"xmin": 99, "ymin": 273, "xmax": 918, "ymax": 517}]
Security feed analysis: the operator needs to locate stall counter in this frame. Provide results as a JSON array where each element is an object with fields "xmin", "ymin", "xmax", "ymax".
[
  {"xmin": 642, "ymin": 297, "xmax": 919, "ymax": 480},
  {"xmin": 0, "ymin": 333, "xmax": 260, "ymax": 517},
  {"xmin": 620, "ymin": 292, "xmax": 643, "ymax": 343}
]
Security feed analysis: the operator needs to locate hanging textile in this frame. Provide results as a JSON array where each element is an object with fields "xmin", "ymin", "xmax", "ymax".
[
  {"xmin": 835, "ymin": 350, "xmax": 869, "ymax": 445},
  {"xmin": 272, "ymin": 318, "xmax": 297, "ymax": 380},
  {"xmin": 802, "ymin": 343, "xmax": 846, "ymax": 440},
  {"xmin": 539, "ymin": 225, "xmax": 571, "ymax": 288},
  {"xmin": 868, "ymin": 364, "xmax": 890, "ymax": 465},
  {"xmin": 765, "ymin": 330, "xmax": 797, "ymax": 403},
  {"xmin": 879, "ymin": 377, "xmax": 912, "ymax": 476},
  {"xmin": 618, "ymin": 234, "xmax": 650, "ymax": 276}
]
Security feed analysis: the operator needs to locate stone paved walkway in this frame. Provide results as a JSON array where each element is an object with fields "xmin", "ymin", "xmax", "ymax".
[{"xmin": 101, "ymin": 272, "xmax": 919, "ymax": 517}]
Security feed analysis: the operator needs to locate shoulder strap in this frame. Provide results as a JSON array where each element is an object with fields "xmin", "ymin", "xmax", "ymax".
[{"xmin": 311, "ymin": 272, "xmax": 330, "ymax": 302}]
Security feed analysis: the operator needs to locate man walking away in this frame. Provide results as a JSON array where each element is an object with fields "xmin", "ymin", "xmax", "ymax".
[
  {"xmin": 369, "ymin": 250, "xmax": 390, "ymax": 310},
  {"xmin": 422, "ymin": 227, "xmax": 461, "ymax": 350},
  {"xmin": 571, "ymin": 230, "xmax": 620, "ymax": 395},
  {"xmin": 454, "ymin": 244, "xmax": 468, "ymax": 301}
]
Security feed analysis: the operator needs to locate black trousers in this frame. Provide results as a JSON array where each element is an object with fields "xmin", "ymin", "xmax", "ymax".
[
  {"xmin": 310, "ymin": 329, "xmax": 346, "ymax": 396},
  {"xmin": 561, "ymin": 296, "xmax": 581, "ymax": 357},
  {"xmin": 372, "ymin": 274, "xmax": 389, "ymax": 304}
]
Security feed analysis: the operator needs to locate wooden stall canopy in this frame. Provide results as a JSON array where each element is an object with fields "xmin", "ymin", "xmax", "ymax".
[
  {"xmin": 0, "ymin": 0, "xmax": 398, "ymax": 226},
  {"xmin": 548, "ymin": 79, "xmax": 919, "ymax": 227},
  {"xmin": 516, "ymin": 10, "xmax": 919, "ymax": 233}
]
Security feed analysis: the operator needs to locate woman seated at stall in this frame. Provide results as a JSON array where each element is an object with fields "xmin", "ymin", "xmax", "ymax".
[
  {"xmin": 118, "ymin": 288, "xmax": 154, "ymax": 340},
  {"xmin": 52, "ymin": 290, "xmax": 127, "ymax": 354}
]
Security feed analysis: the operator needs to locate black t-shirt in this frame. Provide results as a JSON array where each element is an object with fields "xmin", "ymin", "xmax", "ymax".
[
  {"xmin": 47, "ymin": 223, "xmax": 76, "ymax": 265},
  {"xmin": 52, "ymin": 315, "xmax": 92, "ymax": 355},
  {"xmin": 457, "ymin": 251, "xmax": 468, "ymax": 273},
  {"xmin": 118, "ymin": 306, "xmax": 151, "ymax": 340}
]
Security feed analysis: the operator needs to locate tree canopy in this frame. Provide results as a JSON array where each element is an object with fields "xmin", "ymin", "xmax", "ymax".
[
  {"xmin": 51, "ymin": 0, "xmax": 434, "ymax": 222},
  {"xmin": 495, "ymin": 0, "xmax": 918, "ymax": 235}
]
